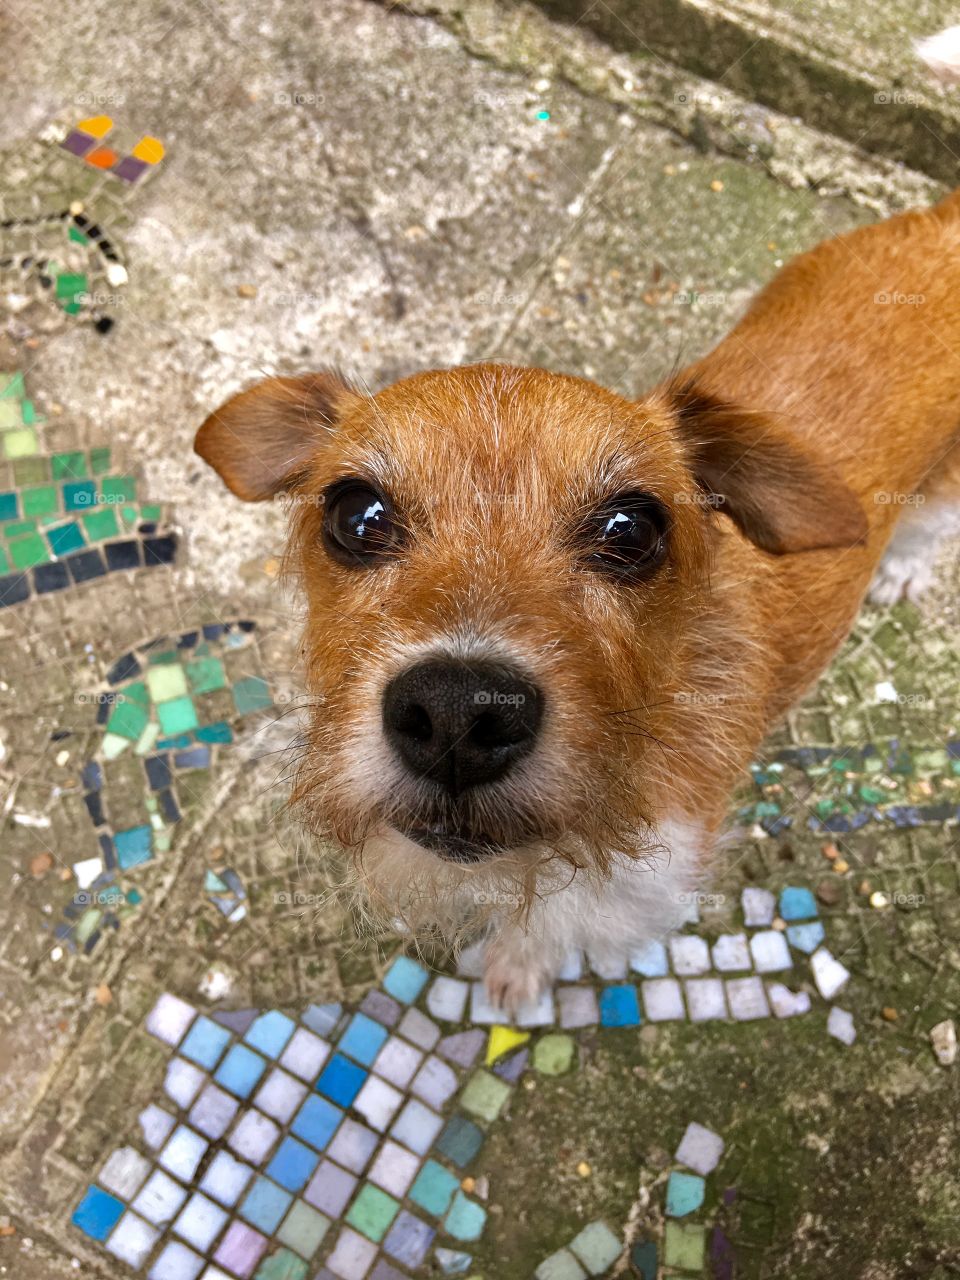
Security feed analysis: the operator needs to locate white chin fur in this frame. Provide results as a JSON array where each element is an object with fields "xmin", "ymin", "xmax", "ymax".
[{"xmin": 916, "ymin": 26, "xmax": 960, "ymax": 84}]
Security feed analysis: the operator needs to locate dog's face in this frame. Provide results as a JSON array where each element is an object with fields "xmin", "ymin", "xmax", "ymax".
[{"xmin": 196, "ymin": 362, "xmax": 865, "ymax": 923}]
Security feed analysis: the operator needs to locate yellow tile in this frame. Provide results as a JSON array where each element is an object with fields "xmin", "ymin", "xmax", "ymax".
[
  {"xmin": 485, "ymin": 1025, "xmax": 530, "ymax": 1065},
  {"xmin": 78, "ymin": 114, "xmax": 113, "ymax": 139},
  {"xmin": 132, "ymin": 135, "xmax": 165, "ymax": 164}
]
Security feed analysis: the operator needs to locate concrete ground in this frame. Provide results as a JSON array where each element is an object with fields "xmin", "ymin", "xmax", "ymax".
[{"xmin": 0, "ymin": 1, "xmax": 958, "ymax": 1277}]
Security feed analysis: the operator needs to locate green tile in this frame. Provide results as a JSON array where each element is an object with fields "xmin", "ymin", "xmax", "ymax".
[
  {"xmin": 55, "ymin": 271, "xmax": 87, "ymax": 300},
  {"xmin": 0, "ymin": 402, "xmax": 22, "ymax": 429},
  {"xmin": 51, "ymin": 451, "xmax": 87, "ymax": 480},
  {"xmin": 157, "ymin": 696, "xmax": 199, "ymax": 736},
  {"xmin": 3, "ymin": 428, "xmax": 38, "ymax": 458},
  {"xmin": 663, "ymin": 1222, "xmax": 705, "ymax": 1271},
  {"xmin": 254, "ymin": 1249, "xmax": 308, "ymax": 1280},
  {"xmin": 81, "ymin": 507, "xmax": 119, "ymax": 542},
  {"xmin": 14, "ymin": 457, "xmax": 48, "ymax": 485},
  {"xmin": 22, "ymin": 485, "xmax": 59, "ymax": 517},
  {"xmin": 276, "ymin": 1200, "xmax": 329, "ymax": 1259},
  {"xmin": 9, "ymin": 533, "xmax": 49, "ymax": 569},
  {"xmin": 0, "ymin": 372, "xmax": 25, "ymax": 399},
  {"xmin": 68, "ymin": 226, "xmax": 89, "ymax": 245},
  {"xmin": 186, "ymin": 656, "xmax": 227, "ymax": 694},
  {"xmin": 21, "ymin": 400, "xmax": 38, "ymax": 426},
  {"xmin": 63, "ymin": 480, "xmax": 96, "ymax": 510},
  {"xmin": 90, "ymin": 446, "xmax": 111, "ymax": 474},
  {"xmin": 106, "ymin": 697, "xmax": 150, "ymax": 742},
  {"xmin": 460, "ymin": 1070, "xmax": 510, "ymax": 1123},
  {"xmin": 99, "ymin": 475, "xmax": 136, "ymax": 503},
  {"xmin": 46, "ymin": 522, "xmax": 85, "ymax": 556},
  {"xmin": 444, "ymin": 1191, "xmax": 486, "ymax": 1242},
  {"xmin": 0, "ymin": 546, "xmax": 9, "ymax": 574},
  {"xmin": 146, "ymin": 649, "xmax": 178, "ymax": 665},
  {"xmin": 3, "ymin": 519, "xmax": 36, "ymax": 538},
  {"xmin": 120, "ymin": 504, "xmax": 139, "ymax": 527},
  {"xmin": 146, "ymin": 663, "xmax": 188, "ymax": 702},
  {"xmin": 534, "ymin": 1249, "xmax": 588, "ymax": 1280},
  {"xmin": 533, "ymin": 1034, "xmax": 575, "ymax": 1075},
  {"xmin": 123, "ymin": 680, "xmax": 150, "ymax": 707},
  {"xmin": 569, "ymin": 1221, "xmax": 621, "ymax": 1273},
  {"xmin": 233, "ymin": 676, "xmax": 272, "ymax": 716},
  {"xmin": 345, "ymin": 1184, "xmax": 399, "ymax": 1243},
  {"xmin": 140, "ymin": 502, "xmax": 161, "ymax": 520}
]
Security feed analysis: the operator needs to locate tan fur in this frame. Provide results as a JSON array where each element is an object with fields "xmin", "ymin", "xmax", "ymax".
[{"xmin": 194, "ymin": 190, "xmax": 960, "ymax": 1000}]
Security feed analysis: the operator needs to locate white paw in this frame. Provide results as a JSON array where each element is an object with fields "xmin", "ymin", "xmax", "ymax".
[
  {"xmin": 868, "ymin": 554, "xmax": 935, "ymax": 606},
  {"xmin": 483, "ymin": 946, "xmax": 553, "ymax": 1016}
]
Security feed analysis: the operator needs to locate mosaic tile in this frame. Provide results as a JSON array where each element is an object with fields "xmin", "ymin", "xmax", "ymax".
[
  {"xmin": 382, "ymin": 955, "xmax": 430, "ymax": 1004},
  {"xmin": 675, "ymin": 1122, "xmax": 725, "ymax": 1175},
  {"xmin": 159, "ymin": 1126, "xmax": 208, "ymax": 1182},
  {"xmin": 712, "ymin": 933, "xmax": 751, "ymax": 972},
  {"xmin": 254, "ymin": 1248, "xmax": 309, "ymax": 1280},
  {"xmin": 787, "ymin": 920, "xmax": 826, "ymax": 953},
  {"xmin": 535, "ymin": 1249, "xmax": 588, "ymax": 1280},
  {"xmin": 828, "ymin": 1006, "xmax": 856, "ymax": 1044},
  {"xmin": 352, "ymin": 1075, "xmax": 403, "ymax": 1132},
  {"xmin": 750, "ymin": 929, "xmax": 792, "ymax": 973},
  {"xmin": 396, "ymin": 1006, "xmax": 440, "ymax": 1049},
  {"xmin": 339, "ymin": 1012, "xmax": 390, "ymax": 1066},
  {"xmin": 669, "ymin": 935, "xmax": 711, "ymax": 976},
  {"xmin": 265, "ymin": 1137, "xmax": 321, "ymax": 1192},
  {"xmin": 139, "ymin": 1103, "xmax": 177, "ymax": 1150},
  {"xmin": 426, "ymin": 975, "xmax": 469, "ymax": 1022},
  {"xmin": 174, "ymin": 1192, "xmax": 229, "ymax": 1251},
  {"xmin": 558, "ymin": 985, "xmax": 599, "ymax": 1028},
  {"xmin": 741, "ymin": 887, "xmax": 776, "ymax": 927},
  {"xmin": 305, "ymin": 1160, "xmax": 359, "ymax": 1217},
  {"xmin": 493, "ymin": 1045, "xmax": 529, "ymax": 1083},
  {"xmin": 383, "ymin": 1208, "xmax": 434, "ymax": 1265},
  {"xmin": 326, "ymin": 1118, "xmax": 380, "ymax": 1174},
  {"xmin": 72, "ymin": 1184, "xmax": 125, "ymax": 1240},
  {"xmin": 726, "ymin": 975, "xmax": 771, "ymax": 1021},
  {"xmin": 444, "ymin": 1191, "xmax": 486, "ymax": 1242},
  {"xmin": 459, "ymin": 1070, "xmax": 510, "ymax": 1123},
  {"xmin": 599, "ymin": 984, "xmax": 641, "ymax": 1027},
  {"xmin": 146, "ymin": 993, "xmax": 196, "ymax": 1046},
  {"xmin": 436, "ymin": 1029, "xmax": 484, "ymax": 1068},
  {"xmin": 516, "ymin": 990, "xmax": 556, "ymax": 1027},
  {"xmin": 372, "ymin": 1035, "xmax": 423, "ymax": 1088},
  {"xmin": 641, "ymin": 978, "xmax": 686, "ymax": 1021},
  {"xmin": 149, "ymin": 1241, "xmax": 205, "ymax": 1280},
  {"xmin": 780, "ymin": 885, "xmax": 819, "ymax": 921},
  {"xmin": 435, "ymin": 1247, "xmax": 474, "ymax": 1274},
  {"xmin": 276, "ymin": 1198, "xmax": 330, "ymax": 1257},
  {"xmin": 98, "ymin": 1145, "xmax": 151, "ymax": 1199},
  {"xmin": 390, "ymin": 1099, "xmax": 444, "ymax": 1155},
  {"xmin": 359, "ymin": 989, "xmax": 401, "ymax": 1027},
  {"xmin": 181, "ymin": 1016, "xmax": 232, "ymax": 1070},
  {"xmin": 684, "ymin": 978, "xmax": 728, "ymax": 1022},
  {"xmin": 107, "ymin": 1211, "xmax": 161, "ymax": 1267},
  {"xmin": 291, "ymin": 1094, "xmax": 344, "ymax": 1150},
  {"xmin": 213, "ymin": 1220, "xmax": 269, "ymax": 1278},
  {"xmin": 239, "ymin": 1176, "xmax": 294, "ymax": 1234},
  {"xmin": 255, "ymin": 1069, "xmax": 308, "ymax": 1125},
  {"xmin": 246, "ymin": 1011, "xmax": 297, "ymax": 1059},
  {"xmin": 317, "ymin": 1053, "xmax": 368, "ymax": 1107},
  {"xmin": 767, "ymin": 982, "xmax": 812, "ymax": 1018},
  {"xmin": 533, "ymin": 1033, "xmax": 575, "ymax": 1075},
  {"xmin": 436, "ymin": 1113, "xmax": 484, "ymax": 1168},
  {"xmin": 302, "ymin": 1003, "xmax": 342, "ymax": 1038},
  {"xmin": 133, "ymin": 1169, "xmax": 189, "ymax": 1225},
  {"xmin": 367, "ymin": 1140, "xmax": 421, "ymax": 1197},
  {"xmin": 587, "ymin": 950, "xmax": 628, "ymax": 981},
  {"xmin": 279, "ymin": 1027, "xmax": 331, "ymax": 1081},
  {"xmin": 568, "ymin": 1220, "xmax": 621, "ymax": 1273},
  {"xmin": 666, "ymin": 1169, "xmax": 706, "ymax": 1216},
  {"xmin": 200, "ymin": 1151, "xmax": 255, "ymax": 1207},
  {"xmin": 346, "ymin": 1182, "xmax": 400, "ymax": 1242},
  {"xmin": 326, "ymin": 1225, "xmax": 378, "ymax": 1278},
  {"xmin": 216, "ymin": 1044, "xmax": 269, "ymax": 1098},
  {"xmin": 409, "ymin": 1158, "xmax": 459, "ymax": 1216},
  {"xmin": 811, "ymin": 947, "xmax": 851, "ymax": 999},
  {"xmin": 229, "ymin": 1110, "xmax": 281, "ymax": 1165}
]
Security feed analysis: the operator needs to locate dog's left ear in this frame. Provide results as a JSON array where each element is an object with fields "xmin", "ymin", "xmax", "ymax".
[
  {"xmin": 194, "ymin": 372, "xmax": 360, "ymax": 501},
  {"xmin": 667, "ymin": 379, "xmax": 868, "ymax": 554}
]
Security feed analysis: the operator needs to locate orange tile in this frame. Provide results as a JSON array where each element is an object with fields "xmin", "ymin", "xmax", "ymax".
[
  {"xmin": 131, "ymin": 135, "xmax": 165, "ymax": 164},
  {"xmin": 77, "ymin": 114, "xmax": 113, "ymax": 139},
  {"xmin": 86, "ymin": 146, "xmax": 118, "ymax": 169}
]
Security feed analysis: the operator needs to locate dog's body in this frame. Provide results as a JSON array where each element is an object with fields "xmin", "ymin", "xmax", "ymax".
[{"xmin": 196, "ymin": 191, "xmax": 960, "ymax": 1008}]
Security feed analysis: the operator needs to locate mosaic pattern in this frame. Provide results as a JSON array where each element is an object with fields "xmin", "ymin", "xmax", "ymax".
[
  {"xmin": 0, "ymin": 385, "xmax": 177, "ymax": 608},
  {"xmin": 1, "ymin": 114, "xmax": 164, "ymax": 331},
  {"xmin": 741, "ymin": 739, "xmax": 960, "ymax": 835},
  {"xmin": 70, "ymin": 884, "xmax": 852, "ymax": 1277},
  {"xmin": 57, "ymin": 621, "xmax": 273, "ymax": 956}
]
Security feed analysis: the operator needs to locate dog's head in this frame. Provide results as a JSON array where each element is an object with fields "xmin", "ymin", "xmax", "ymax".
[{"xmin": 195, "ymin": 362, "xmax": 864, "ymax": 926}]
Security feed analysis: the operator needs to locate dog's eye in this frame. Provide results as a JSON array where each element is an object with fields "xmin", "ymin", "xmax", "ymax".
[
  {"xmin": 322, "ymin": 481, "xmax": 402, "ymax": 567},
  {"xmin": 582, "ymin": 491, "xmax": 669, "ymax": 578}
]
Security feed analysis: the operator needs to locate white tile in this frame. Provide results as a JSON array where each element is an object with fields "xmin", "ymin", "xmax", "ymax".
[
  {"xmin": 326, "ymin": 1118, "xmax": 379, "ymax": 1173},
  {"xmin": 199, "ymin": 1270, "xmax": 233, "ymax": 1280},
  {"xmin": 669, "ymin": 936, "xmax": 711, "ymax": 976},
  {"xmin": 470, "ymin": 982, "xmax": 506, "ymax": 1024},
  {"xmin": 586, "ymin": 950, "xmax": 628, "ymax": 981},
  {"xmin": 279, "ymin": 1026, "xmax": 331, "ymax": 1081},
  {"xmin": 326, "ymin": 1225, "xmax": 377, "ymax": 1279},
  {"xmin": 629, "ymin": 939, "xmax": 669, "ymax": 978},
  {"xmin": 827, "ymin": 1006, "xmax": 856, "ymax": 1045},
  {"xmin": 675, "ymin": 1122, "xmax": 724, "ymax": 1175},
  {"xmin": 148, "ymin": 1240, "xmax": 204, "ymax": 1280},
  {"xmin": 227, "ymin": 1109, "xmax": 280, "ymax": 1165},
  {"xmin": 158, "ymin": 1126, "xmax": 208, "ymax": 1182},
  {"xmin": 750, "ymin": 930, "xmax": 792, "ymax": 974},
  {"xmin": 139, "ymin": 1103, "xmax": 176, "ymax": 1151},
  {"xmin": 372, "ymin": 1035, "xmax": 423, "ymax": 1088},
  {"xmin": 641, "ymin": 978, "xmax": 686, "ymax": 1022},
  {"xmin": 712, "ymin": 934, "xmax": 751, "ymax": 973},
  {"xmin": 767, "ymin": 982, "xmax": 812, "ymax": 1019},
  {"xmin": 353, "ymin": 1074, "xmax": 404, "ymax": 1131},
  {"xmin": 557, "ymin": 986, "xmax": 599, "ymax": 1028},
  {"xmin": 426, "ymin": 975, "xmax": 470, "ymax": 1022},
  {"xmin": 173, "ymin": 1192, "xmax": 229, "ymax": 1252},
  {"xmin": 742, "ymin": 887, "xmax": 775, "ymax": 927},
  {"xmin": 189, "ymin": 1083, "xmax": 240, "ymax": 1140},
  {"xmin": 397, "ymin": 1007, "xmax": 440, "ymax": 1050},
  {"xmin": 390, "ymin": 1099, "xmax": 443, "ymax": 1155},
  {"xmin": 107, "ymin": 1211, "xmax": 160, "ymax": 1267},
  {"xmin": 199, "ymin": 1150, "xmax": 254, "ymax": 1207},
  {"xmin": 254, "ymin": 1068, "xmax": 308, "ymax": 1124},
  {"xmin": 164, "ymin": 1057, "xmax": 205, "ymax": 1109},
  {"xmin": 726, "ymin": 976, "xmax": 770, "ymax": 1021},
  {"xmin": 367, "ymin": 1139, "xmax": 420, "ymax": 1198},
  {"xmin": 99, "ymin": 1146, "xmax": 151, "ymax": 1199},
  {"xmin": 684, "ymin": 978, "xmax": 728, "ymax": 1022},
  {"xmin": 146, "ymin": 993, "xmax": 197, "ymax": 1047},
  {"xmin": 411, "ymin": 1055, "xmax": 459, "ymax": 1108},
  {"xmin": 811, "ymin": 947, "xmax": 851, "ymax": 1000},
  {"xmin": 557, "ymin": 950, "xmax": 583, "ymax": 981},
  {"xmin": 133, "ymin": 1169, "xmax": 189, "ymax": 1227},
  {"xmin": 516, "ymin": 990, "xmax": 555, "ymax": 1027}
]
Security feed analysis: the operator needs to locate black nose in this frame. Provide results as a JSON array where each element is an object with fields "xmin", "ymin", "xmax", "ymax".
[{"xmin": 382, "ymin": 659, "xmax": 544, "ymax": 795}]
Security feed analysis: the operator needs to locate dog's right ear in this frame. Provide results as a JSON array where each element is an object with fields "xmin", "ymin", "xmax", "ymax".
[{"xmin": 194, "ymin": 372, "xmax": 360, "ymax": 501}]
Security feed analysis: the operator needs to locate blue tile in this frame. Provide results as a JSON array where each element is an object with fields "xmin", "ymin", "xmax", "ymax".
[
  {"xmin": 291, "ymin": 1094, "xmax": 344, "ymax": 1151},
  {"xmin": 338, "ymin": 1012, "xmax": 389, "ymax": 1067},
  {"xmin": 47, "ymin": 521, "xmax": 85, "ymax": 556},
  {"xmin": 238, "ymin": 1175, "xmax": 293, "ymax": 1234},
  {"xmin": 179, "ymin": 1015, "xmax": 231, "ymax": 1070},
  {"xmin": 114, "ymin": 825, "xmax": 153, "ymax": 870},
  {"xmin": 786, "ymin": 921, "xmax": 826, "ymax": 954},
  {"xmin": 244, "ymin": 1010, "xmax": 296, "ymax": 1058},
  {"xmin": 214, "ymin": 1043, "xmax": 267, "ymax": 1098},
  {"xmin": 265, "ymin": 1136, "xmax": 320, "ymax": 1191},
  {"xmin": 779, "ymin": 886, "xmax": 818, "ymax": 921},
  {"xmin": 382, "ymin": 956, "xmax": 429, "ymax": 1004},
  {"xmin": 71, "ymin": 1185, "xmax": 124, "ymax": 1241},
  {"xmin": 315, "ymin": 1053, "xmax": 367, "ymax": 1108},
  {"xmin": 383, "ymin": 1209, "xmax": 436, "ymax": 1267},
  {"xmin": 665, "ymin": 1170, "xmax": 705, "ymax": 1217},
  {"xmin": 195, "ymin": 720, "xmax": 233, "ymax": 744},
  {"xmin": 599, "ymin": 984, "xmax": 641, "ymax": 1028},
  {"xmin": 444, "ymin": 1191, "xmax": 486, "ymax": 1242},
  {"xmin": 302, "ymin": 1002, "xmax": 341, "ymax": 1036},
  {"xmin": 0, "ymin": 492, "xmax": 18, "ymax": 521},
  {"xmin": 63, "ymin": 480, "xmax": 96, "ymax": 511}
]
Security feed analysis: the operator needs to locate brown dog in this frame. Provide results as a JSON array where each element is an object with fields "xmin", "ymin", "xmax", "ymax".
[{"xmin": 196, "ymin": 191, "xmax": 960, "ymax": 1008}]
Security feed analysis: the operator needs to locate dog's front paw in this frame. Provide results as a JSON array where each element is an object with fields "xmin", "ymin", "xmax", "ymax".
[
  {"xmin": 869, "ymin": 553, "xmax": 935, "ymax": 606},
  {"xmin": 483, "ymin": 945, "xmax": 553, "ymax": 1016}
]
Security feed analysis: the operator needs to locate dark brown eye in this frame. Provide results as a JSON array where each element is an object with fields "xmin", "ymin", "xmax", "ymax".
[
  {"xmin": 322, "ymin": 481, "xmax": 402, "ymax": 567},
  {"xmin": 583, "ymin": 491, "xmax": 669, "ymax": 579}
]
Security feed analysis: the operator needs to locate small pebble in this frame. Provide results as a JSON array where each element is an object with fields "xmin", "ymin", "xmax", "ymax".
[
  {"xmin": 236, "ymin": 284, "xmax": 258, "ymax": 298},
  {"xmin": 821, "ymin": 842, "xmax": 839, "ymax": 861},
  {"xmin": 576, "ymin": 1161, "xmax": 591, "ymax": 1178},
  {"xmin": 870, "ymin": 892, "xmax": 889, "ymax": 909},
  {"xmin": 816, "ymin": 879, "xmax": 841, "ymax": 906},
  {"xmin": 881, "ymin": 1006, "xmax": 898, "ymax": 1022},
  {"xmin": 710, "ymin": 179, "xmax": 724, "ymax": 191},
  {"xmin": 930, "ymin": 1019, "xmax": 957, "ymax": 1066},
  {"xmin": 834, "ymin": 859, "xmax": 849, "ymax": 874}
]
